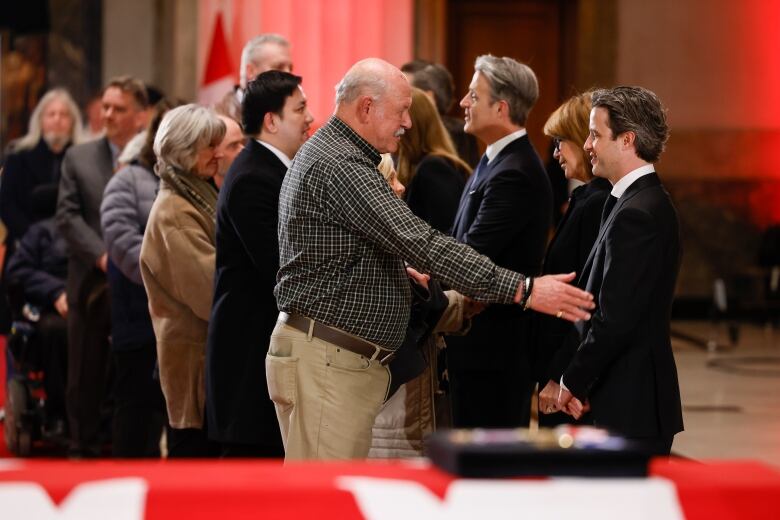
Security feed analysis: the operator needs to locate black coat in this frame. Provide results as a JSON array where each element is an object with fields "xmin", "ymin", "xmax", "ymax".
[
  {"xmin": 447, "ymin": 135, "xmax": 552, "ymax": 372},
  {"xmin": 563, "ymin": 173, "xmax": 684, "ymax": 440},
  {"xmin": 206, "ymin": 139, "xmax": 286, "ymax": 448},
  {"xmin": 405, "ymin": 155, "xmax": 467, "ymax": 234},
  {"xmin": 6, "ymin": 218, "xmax": 67, "ymax": 309},
  {"xmin": 534, "ymin": 177, "xmax": 611, "ymax": 385},
  {"xmin": 1, "ymin": 139, "xmax": 68, "ymax": 249}
]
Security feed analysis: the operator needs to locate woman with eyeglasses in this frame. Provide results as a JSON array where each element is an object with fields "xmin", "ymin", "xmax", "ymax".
[{"xmin": 534, "ymin": 92, "xmax": 611, "ymax": 426}]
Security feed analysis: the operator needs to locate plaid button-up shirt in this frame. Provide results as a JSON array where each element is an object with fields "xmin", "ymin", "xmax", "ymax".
[{"xmin": 275, "ymin": 116, "xmax": 523, "ymax": 349}]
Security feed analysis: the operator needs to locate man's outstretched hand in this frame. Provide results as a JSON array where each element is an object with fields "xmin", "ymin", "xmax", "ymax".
[{"xmin": 515, "ymin": 272, "xmax": 594, "ymax": 322}]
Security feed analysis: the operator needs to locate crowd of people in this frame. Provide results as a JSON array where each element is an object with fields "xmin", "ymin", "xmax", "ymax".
[{"xmin": 0, "ymin": 32, "xmax": 683, "ymax": 461}]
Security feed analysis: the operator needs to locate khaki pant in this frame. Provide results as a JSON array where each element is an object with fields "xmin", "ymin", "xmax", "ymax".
[{"xmin": 266, "ymin": 321, "xmax": 390, "ymax": 460}]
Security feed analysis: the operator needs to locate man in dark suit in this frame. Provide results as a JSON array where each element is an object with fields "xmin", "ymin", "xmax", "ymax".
[
  {"xmin": 206, "ymin": 70, "xmax": 313, "ymax": 457},
  {"xmin": 447, "ymin": 56, "xmax": 553, "ymax": 428},
  {"xmin": 558, "ymin": 86, "xmax": 683, "ymax": 455},
  {"xmin": 56, "ymin": 76, "xmax": 148, "ymax": 456}
]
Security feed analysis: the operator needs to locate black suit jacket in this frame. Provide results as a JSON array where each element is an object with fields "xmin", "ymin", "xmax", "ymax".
[
  {"xmin": 534, "ymin": 177, "xmax": 611, "ymax": 384},
  {"xmin": 447, "ymin": 135, "xmax": 552, "ymax": 372},
  {"xmin": 405, "ymin": 155, "xmax": 466, "ymax": 234},
  {"xmin": 563, "ymin": 172, "xmax": 684, "ymax": 439},
  {"xmin": 206, "ymin": 139, "xmax": 286, "ymax": 448}
]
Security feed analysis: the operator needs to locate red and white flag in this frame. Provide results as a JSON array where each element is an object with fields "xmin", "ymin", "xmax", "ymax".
[{"xmin": 198, "ymin": 12, "xmax": 235, "ymax": 107}]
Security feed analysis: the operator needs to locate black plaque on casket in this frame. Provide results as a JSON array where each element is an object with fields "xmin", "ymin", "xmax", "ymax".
[{"xmin": 425, "ymin": 426, "xmax": 650, "ymax": 478}]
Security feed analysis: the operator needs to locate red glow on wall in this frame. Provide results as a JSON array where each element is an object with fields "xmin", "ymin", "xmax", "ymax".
[{"xmin": 198, "ymin": 0, "xmax": 413, "ymax": 127}]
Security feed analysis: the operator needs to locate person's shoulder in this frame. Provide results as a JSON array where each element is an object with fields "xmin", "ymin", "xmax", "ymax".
[
  {"xmin": 63, "ymin": 138, "xmax": 108, "ymax": 170},
  {"xmin": 418, "ymin": 154, "xmax": 452, "ymax": 169}
]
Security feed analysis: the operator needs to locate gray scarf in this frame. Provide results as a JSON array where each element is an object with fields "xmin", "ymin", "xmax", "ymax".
[{"xmin": 156, "ymin": 163, "xmax": 218, "ymax": 223}]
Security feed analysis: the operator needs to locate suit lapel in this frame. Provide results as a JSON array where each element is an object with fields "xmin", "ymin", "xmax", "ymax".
[
  {"xmin": 99, "ymin": 137, "xmax": 114, "ymax": 176},
  {"xmin": 577, "ymin": 173, "xmax": 660, "ymax": 286}
]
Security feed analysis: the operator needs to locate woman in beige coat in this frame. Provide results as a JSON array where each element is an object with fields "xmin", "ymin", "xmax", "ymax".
[{"xmin": 140, "ymin": 104, "xmax": 225, "ymax": 457}]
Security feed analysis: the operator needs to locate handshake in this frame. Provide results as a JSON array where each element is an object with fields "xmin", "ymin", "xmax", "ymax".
[
  {"xmin": 539, "ymin": 380, "xmax": 590, "ymax": 419},
  {"xmin": 406, "ymin": 267, "xmax": 595, "ymax": 323}
]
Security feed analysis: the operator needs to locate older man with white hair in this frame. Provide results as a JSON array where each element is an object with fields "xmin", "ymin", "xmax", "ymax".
[
  {"xmin": 267, "ymin": 58, "xmax": 595, "ymax": 460},
  {"xmin": 217, "ymin": 33, "xmax": 293, "ymax": 120}
]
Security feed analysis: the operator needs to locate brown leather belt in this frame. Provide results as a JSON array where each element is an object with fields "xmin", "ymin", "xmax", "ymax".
[{"xmin": 278, "ymin": 312, "xmax": 396, "ymax": 366}]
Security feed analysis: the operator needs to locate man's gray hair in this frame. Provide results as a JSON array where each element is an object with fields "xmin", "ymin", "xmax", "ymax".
[
  {"xmin": 334, "ymin": 68, "xmax": 388, "ymax": 106},
  {"xmin": 153, "ymin": 104, "xmax": 225, "ymax": 174},
  {"xmin": 239, "ymin": 33, "xmax": 290, "ymax": 85},
  {"xmin": 13, "ymin": 88, "xmax": 83, "ymax": 152},
  {"xmin": 475, "ymin": 55, "xmax": 539, "ymax": 126}
]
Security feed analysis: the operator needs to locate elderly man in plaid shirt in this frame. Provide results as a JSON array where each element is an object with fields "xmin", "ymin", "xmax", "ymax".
[{"xmin": 267, "ymin": 58, "xmax": 594, "ymax": 460}]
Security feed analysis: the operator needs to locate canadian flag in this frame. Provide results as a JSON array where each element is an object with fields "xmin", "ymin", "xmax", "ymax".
[{"xmin": 198, "ymin": 12, "xmax": 235, "ymax": 107}]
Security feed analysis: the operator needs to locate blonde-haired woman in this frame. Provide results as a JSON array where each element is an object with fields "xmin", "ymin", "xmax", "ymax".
[
  {"xmin": 397, "ymin": 88, "xmax": 471, "ymax": 232},
  {"xmin": 535, "ymin": 92, "xmax": 611, "ymax": 425},
  {"xmin": 140, "ymin": 104, "xmax": 224, "ymax": 457}
]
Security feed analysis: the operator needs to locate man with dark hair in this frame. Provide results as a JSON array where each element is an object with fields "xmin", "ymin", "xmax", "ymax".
[
  {"xmin": 557, "ymin": 86, "xmax": 683, "ymax": 455},
  {"xmin": 206, "ymin": 70, "xmax": 312, "ymax": 457},
  {"xmin": 447, "ymin": 55, "xmax": 553, "ymax": 430},
  {"xmin": 402, "ymin": 60, "xmax": 480, "ymax": 167},
  {"xmin": 57, "ymin": 75, "xmax": 148, "ymax": 457}
]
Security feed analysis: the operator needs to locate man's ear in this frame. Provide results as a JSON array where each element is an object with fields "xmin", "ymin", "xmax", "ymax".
[
  {"xmin": 134, "ymin": 109, "xmax": 148, "ymax": 131},
  {"xmin": 245, "ymin": 63, "xmax": 257, "ymax": 85},
  {"xmin": 356, "ymin": 96, "xmax": 373, "ymax": 125},
  {"xmin": 263, "ymin": 111, "xmax": 278, "ymax": 134},
  {"xmin": 621, "ymin": 130, "xmax": 636, "ymax": 150},
  {"xmin": 495, "ymin": 99, "xmax": 509, "ymax": 120}
]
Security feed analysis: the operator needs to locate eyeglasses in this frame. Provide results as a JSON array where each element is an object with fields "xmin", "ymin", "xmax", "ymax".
[{"xmin": 552, "ymin": 137, "xmax": 563, "ymax": 152}]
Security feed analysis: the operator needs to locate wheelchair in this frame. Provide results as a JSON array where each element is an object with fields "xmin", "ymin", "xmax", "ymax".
[{"xmin": 4, "ymin": 282, "xmax": 68, "ymax": 456}]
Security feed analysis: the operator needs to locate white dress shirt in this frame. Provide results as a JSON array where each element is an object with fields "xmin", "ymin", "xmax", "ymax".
[
  {"xmin": 257, "ymin": 139, "xmax": 292, "ymax": 168},
  {"xmin": 611, "ymin": 164, "xmax": 655, "ymax": 198},
  {"xmin": 486, "ymin": 129, "xmax": 527, "ymax": 163}
]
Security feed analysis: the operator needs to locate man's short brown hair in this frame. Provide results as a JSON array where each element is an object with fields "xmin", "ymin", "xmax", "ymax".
[{"xmin": 104, "ymin": 75, "xmax": 149, "ymax": 110}]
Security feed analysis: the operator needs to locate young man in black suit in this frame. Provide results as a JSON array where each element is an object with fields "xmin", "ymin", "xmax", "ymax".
[
  {"xmin": 558, "ymin": 86, "xmax": 684, "ymax": 455},
  {"xmin": 206, "ymin": 70, "xmax": 313, "ymax": 457},
  {"xmin": 447, "ymin": 55, "xmax": 553, "ymax": 428}
]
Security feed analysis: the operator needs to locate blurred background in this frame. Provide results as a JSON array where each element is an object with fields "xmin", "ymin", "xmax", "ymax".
[{"xmin": 2, "ymin": 0, "xmax": 779, "ymax": 317}]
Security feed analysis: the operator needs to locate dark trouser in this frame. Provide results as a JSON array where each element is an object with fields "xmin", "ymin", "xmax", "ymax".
[
  {"xmin": 633, "ymin": 436, "xmax": 674, "ymax": 457},
  {"xmin": 111, "ymin": 344, "xmax": 166, "ymax": 458},
  {"xmin": 37, "ymin": 311, "xmax": 68, "ymax": 421},
  {"xmin": 65, "ymin": 281, "xmax": 111, "ymax": 456},
  {"xmin": 220, "ymin": 442, "xmax": 285, "ymax": 458},
  {"xmin": 449, "ymin": 369, "xmax": 534, "ymax": 428},
  {"xmin": 167, "ymin": 424, "xmax": 221, "ymax": 458}
]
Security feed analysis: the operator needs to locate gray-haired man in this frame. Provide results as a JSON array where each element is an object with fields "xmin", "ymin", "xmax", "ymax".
[
  {"xmin": 217, "ymin": 33, "xmax": 293, "ymax": 120},
  {"xmin": 448, "ymin": 55, "xmax": 553, "ymax": 430},
  {"xmin": 267, "ymin": 58, "xmax": 592, "ymax": 460}
]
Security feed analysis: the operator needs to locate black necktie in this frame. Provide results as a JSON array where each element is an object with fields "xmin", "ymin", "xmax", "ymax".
[{"xmin": 601, "ymin": 195, "xmax": 618, "ymax": 225}]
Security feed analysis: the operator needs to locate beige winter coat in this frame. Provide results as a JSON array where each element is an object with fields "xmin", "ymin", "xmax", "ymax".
[
  {"xmin": 369, "ymin": 290, "xmax": 469, "ymax": 458},
  {"xmin": 140, "ymin": 183, "xmax": 216, "ymax": 429}
]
